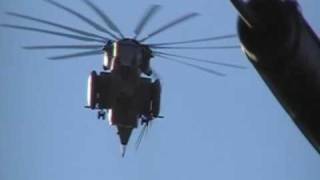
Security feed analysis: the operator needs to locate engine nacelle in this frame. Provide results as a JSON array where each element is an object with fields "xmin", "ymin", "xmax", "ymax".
[
  {"xmin": 86, "ymin": 71, "xmax": 112, "ymax": 110},
  {"xmin": 87, "ymin": 71, "xmax": 97, "ymax": 109}
]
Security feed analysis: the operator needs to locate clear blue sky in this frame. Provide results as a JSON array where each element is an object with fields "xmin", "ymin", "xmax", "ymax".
[{"xmin": 1, "ymin": 0, "xmax": 320, "ymax": 180}]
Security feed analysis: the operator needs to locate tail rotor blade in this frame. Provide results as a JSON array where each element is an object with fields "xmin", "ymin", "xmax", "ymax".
[
  {"xmin": 134, "ymin": 5, "xmax": 161, "ymax": 39},
  {"xmin": 0, "ymin": 24, "xmax": 105, "ymax": 43},
  {"xmin": 139, "ymin": 12, "xmax": 199, "ymax": 42},
  {"xmin": 83, "ymin": 0, "xmax": 125, "ymax": 38},
  {"xmin": 121, "ymin": 145, "xmax": 127, "ymax": 157},
  {"xmin": 48, "ymin": 49, "xmax": 103, "ymax": 60},
  {"xmin": 45, "ymin": 0, "xmax": 119, "ymax": 40},
  {"xmin": 135, "ymin": 124, "xmax": 148, "ymax": 150}
]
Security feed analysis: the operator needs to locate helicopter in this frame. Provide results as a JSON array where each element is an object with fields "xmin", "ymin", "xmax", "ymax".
[
  {"xmin": 231, "ymin": 0, "xmax": 320, "ymax": 154},
  {"xmin": 1, "ymin": 0, "xmax": 245, "ymax": 156}
]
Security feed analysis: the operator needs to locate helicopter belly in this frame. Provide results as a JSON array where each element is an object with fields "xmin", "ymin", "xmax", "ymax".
[
  {"xmin": 109, "ymin": 99, "xmax": 139, "ymax": 127},
  {"xmin": 108, "ymin": 76, "xmax": 156, "ymax": 127}
]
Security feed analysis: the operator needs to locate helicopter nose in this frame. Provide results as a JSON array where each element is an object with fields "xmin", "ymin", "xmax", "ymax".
[{"xmin": 117, "ymin": 126, "xmax": 133, "ymax": 146}]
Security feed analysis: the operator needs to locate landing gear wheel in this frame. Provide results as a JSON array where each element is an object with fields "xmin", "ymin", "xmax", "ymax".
[{"xmin": 97, "ymin": 110, "xmax": 106, "ymax": 120}]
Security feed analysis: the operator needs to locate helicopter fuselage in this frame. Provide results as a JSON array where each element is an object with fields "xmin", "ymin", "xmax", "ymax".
[{"xmin": 87, "ymin": 38, "xmax": 161, "ymax": 148}]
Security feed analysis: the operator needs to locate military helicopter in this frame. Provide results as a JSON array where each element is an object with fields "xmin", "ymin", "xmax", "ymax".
[
  {"xmin": 231, "ymin": 0, "xmax": 320, "ymax": 154},
  {"xmin": 1, "ymin": 0, "xmax": 245, "ymax": 156}
]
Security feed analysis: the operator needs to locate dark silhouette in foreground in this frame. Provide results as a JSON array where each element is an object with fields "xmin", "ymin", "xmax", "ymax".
[{"xmin": 231, "ymin": 0, "xmax": 320, "ymax": 154}]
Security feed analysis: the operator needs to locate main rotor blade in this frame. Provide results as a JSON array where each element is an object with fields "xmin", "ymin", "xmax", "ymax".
[
  {"xmin": 48, "ymin": 49, "xmax": 103, "ymax": 60},
  {"xmin": 45, "ymin": 0, "xmax": 119, "ymax": 40},
  {"xmin": 134, "ymin": 5, "xmax": 161, "ymax": 39},
  {"xmin": 152, "ymin": 45, "xmax": 240, "ymax": 50},
  {"xmin": 0, "ymin": 24, "xmax": 105, "ymax": 43},
  {"xmin": 149, "ymin": 34, "xmax": 237, "ymax": 46},
  {"xmin": 139, "ymin": 12, "xmax": 199, "ymax": 42},
  {"xmin": 83, "ymin": 0, "xmax": 124, "ymax": 38},
  {"xmin": 154, "ymin": 51, "xmax": 246, "ymax": 69},
  {"xmin": 6, "ymin": 12, "xmax": 108, "ymax": 41},
  {"xmin": 156, "ymin": 54, "xmax": 226, "ymax": 76},
  {"xmin": 23, "ymin": 45, "xmax": 103, "ymax": 50}
]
